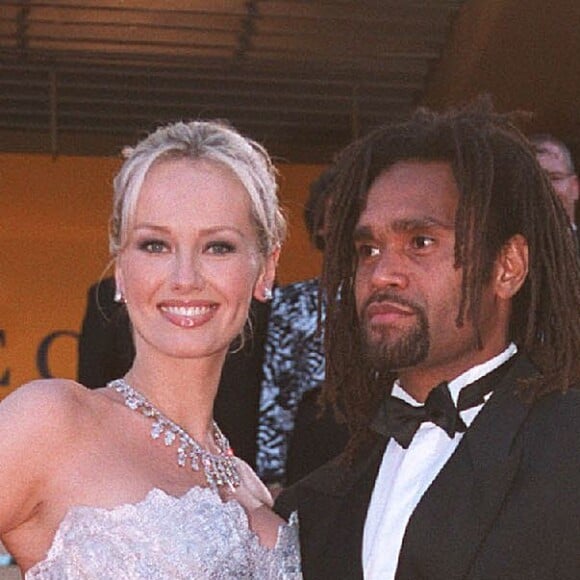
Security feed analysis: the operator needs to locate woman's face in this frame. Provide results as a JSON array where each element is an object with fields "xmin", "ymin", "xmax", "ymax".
[{"xmin": 116, "ymin": 157, "xmax": 276, "ymax": 361}]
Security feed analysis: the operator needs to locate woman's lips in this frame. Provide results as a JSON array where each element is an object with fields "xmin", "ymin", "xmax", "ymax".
[{"xmin": 158, "ymin": 301, "xmax": 218, "ymax": 328}]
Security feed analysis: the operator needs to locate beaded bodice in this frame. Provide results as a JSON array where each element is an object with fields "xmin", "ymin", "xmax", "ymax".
[{"xmin": 25, "ymin": 486, "xmax": 301, "ymax": 579}]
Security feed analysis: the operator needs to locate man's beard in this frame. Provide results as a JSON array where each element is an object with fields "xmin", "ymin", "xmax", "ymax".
[{"xmin": 360, "ymin": 298, "xmax": 430, "ymax": 374}]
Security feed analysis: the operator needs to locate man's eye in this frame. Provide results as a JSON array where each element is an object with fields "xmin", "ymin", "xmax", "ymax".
[
  {"xmin": 139, "ymin": 240, "xmax": 168, "ymax": 253},
  {"xmin": 356, "ymin": 244, "xmax": 380, "ymax": 258},
  {"xmin": 206, "ymin": 241, "xmax": 235, "ymax": 255},
  {"xmin": 411, "ymin": 236, "xmax": 435, "ymax": 250}
]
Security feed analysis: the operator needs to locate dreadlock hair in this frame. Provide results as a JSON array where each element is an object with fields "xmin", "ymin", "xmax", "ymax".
[
  {"xmin": 303, "ymin": 164, "xmax": 339, "ymax": 251},
  {"xmin": 321, "ymin": 97, "xmax": 580, "ymax": 459}
]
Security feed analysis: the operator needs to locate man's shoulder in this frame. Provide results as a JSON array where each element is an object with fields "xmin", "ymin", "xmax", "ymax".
[
  {"xmin": 510, "ymin": 386, "xmax": 580, "ymax": 474},
  {"xmin": 275, "ymin": 455, "xmax": 344, "ymax": 518},
  {"xmin": 275, "ymin": 439, "xmax": 387, "ymax": 517},
  {"xmin": 497, "ymin": 353, "xmax": 580, "ymax": 416},
  {"xmin": 527, "ymin": 386, "xmax": 580, "ymax": 432}
]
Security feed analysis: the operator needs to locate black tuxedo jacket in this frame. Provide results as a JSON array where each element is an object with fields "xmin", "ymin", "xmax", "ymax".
[{"xmin": 276, "ymin": 356, "xmax": 580, "ymax": 579}]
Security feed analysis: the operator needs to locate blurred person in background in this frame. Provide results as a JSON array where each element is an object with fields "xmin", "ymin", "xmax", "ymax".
[
  {"xmin": 257, "ymin": 166, "xmax": 349, "ymax": 490},
  {"xmin": 530, "ymin": 133, "xmax": 578, "ymax": 249}
]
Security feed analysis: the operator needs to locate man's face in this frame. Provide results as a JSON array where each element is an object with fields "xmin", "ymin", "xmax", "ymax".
[
  {"xmin": 536, "ymin": 142, "xmax": 579, "ymax": 224},
  {"xmin": 354, "ymin": 161, "xmax": 507, "ymax": 393}
]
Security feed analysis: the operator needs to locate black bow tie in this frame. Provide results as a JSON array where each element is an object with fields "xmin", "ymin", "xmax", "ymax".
[
  {"xmin": 386, "ymin": 382, "xmax": 465, "ymax": 449},
  {"xmin": 381, "ymin": 355, "xmax": 518, "ymax": 449}
]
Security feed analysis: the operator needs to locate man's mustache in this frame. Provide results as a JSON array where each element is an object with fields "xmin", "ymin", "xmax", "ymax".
[{"xmin": 362, "ymin": 291, "xmax": 423, "ymax": 315}]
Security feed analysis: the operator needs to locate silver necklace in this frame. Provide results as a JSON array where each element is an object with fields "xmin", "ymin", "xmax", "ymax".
[{"xmin": 109, "ymin": 378, "xmax": 241, "ymax": 491}]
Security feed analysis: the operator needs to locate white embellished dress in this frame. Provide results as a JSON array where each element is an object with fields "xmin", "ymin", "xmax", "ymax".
[{"xmin": 25, "ymin": 465, "xmax": 301, "ymax": 579}]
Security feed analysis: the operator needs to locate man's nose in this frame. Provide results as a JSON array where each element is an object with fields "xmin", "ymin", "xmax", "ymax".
[{"xmin": 369, "ymin": 249, "xmax": 410, "ymax": 290}]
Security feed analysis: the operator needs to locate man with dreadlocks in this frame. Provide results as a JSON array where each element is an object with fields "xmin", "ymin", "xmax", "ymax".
[{"xmin": 275, "ymin": 99, "xmax": 580, "ymax": 580}]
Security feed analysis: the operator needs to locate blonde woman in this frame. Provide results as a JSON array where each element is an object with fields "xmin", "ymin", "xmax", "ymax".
[{"xmin": 0, "ymin": 121, "xmax": 300, "ymax": 578}]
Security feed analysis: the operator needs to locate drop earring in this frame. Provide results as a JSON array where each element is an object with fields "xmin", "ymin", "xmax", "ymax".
[
  {"xmin": 263, "ymin": 287, "xmax": 273, "ymax": 301},
  {"xmin": 114, "ymin": 289, "xmax": 126, "ymax": 304}
]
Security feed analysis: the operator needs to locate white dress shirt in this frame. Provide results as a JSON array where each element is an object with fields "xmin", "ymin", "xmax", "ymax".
[{"xmin": 362, "ymin": 343, "xmax": 518, "ymax": 580}]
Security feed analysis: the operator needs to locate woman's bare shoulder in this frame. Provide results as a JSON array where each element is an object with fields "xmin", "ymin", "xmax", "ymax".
[
  {"xmin": 0, "ymin": 379, "xmax": 96, "ymax": 437},
  {"xmin": 0, "ymin": 380, "xmax": 99, "ymax": 537}
]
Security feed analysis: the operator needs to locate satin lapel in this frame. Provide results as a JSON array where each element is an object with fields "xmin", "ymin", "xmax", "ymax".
[
  {"xmin": 297, "ymin": 439, "xmax": 387, "ymax": 580},
  {"xmin": 396, "ymin": 357, "xmax": 536, "ymax": 580}
]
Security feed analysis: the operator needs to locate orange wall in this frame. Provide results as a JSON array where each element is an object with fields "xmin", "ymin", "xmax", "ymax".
[
  {"xmin": 0, "ymin": 153, "xmax": 324, "ymax": 398},
  {"xmin": 423, "ymin": 0, "xmax": 580, "ymax": 141}
]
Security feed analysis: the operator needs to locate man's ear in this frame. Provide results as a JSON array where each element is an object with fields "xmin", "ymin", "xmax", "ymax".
[
  {"xmin": 253, "ymin": 246, "xmax": 280, "ymax": 302},
  {"xmin": 494, "ymin": 234, "xmax": 529, "ymax": 299}
]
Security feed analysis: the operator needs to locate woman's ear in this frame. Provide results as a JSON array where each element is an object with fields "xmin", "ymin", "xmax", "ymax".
[
  {"xmin": 494, "ymin": 234, "xmax": 529, "ymax": 300},
  {"xmin": 253, "ymin": 246, "xmax": 280, "ymax": 302}
]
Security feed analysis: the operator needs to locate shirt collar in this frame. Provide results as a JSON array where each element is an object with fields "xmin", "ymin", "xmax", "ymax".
[
  {"xmin": 391, "ymin": 342, "xmax": 518, "ymax": 407},
  {"xmin": 371, "ymin": 343, "xmax": 519, "ymax": 436}
]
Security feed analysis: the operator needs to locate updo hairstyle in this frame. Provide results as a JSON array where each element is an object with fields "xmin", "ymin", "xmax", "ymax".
[{"xmin": 109, "ymin": 120, "xmax": 286, "ymax": 257}]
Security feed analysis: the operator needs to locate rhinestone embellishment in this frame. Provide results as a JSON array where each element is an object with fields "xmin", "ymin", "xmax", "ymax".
[{"xmin": 109, "ymin": 378, "xmax": 241, "ymax": 491}]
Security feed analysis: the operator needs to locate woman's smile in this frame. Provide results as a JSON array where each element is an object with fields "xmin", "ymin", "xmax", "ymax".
[{"xmin": 158, "ymin": 301, "xmax": 218, "ymax": 328}]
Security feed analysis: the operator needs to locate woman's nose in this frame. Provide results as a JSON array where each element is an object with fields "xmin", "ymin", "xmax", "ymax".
[{"xmin": 170, "ymin": 252, "xmax": 205, "ymax": 291}]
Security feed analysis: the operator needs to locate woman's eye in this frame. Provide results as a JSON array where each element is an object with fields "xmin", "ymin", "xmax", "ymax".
[
  {"xmin": 139, "ymin": 240, "xmax": 168, "ymax": 253},
  {"xmin": 206, "ymin": 241, "xmax": 235, "ymax": 255}
]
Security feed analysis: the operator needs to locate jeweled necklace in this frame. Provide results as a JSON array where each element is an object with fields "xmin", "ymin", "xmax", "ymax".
[{"xmin": 109, "ymin": 378, "xmax": 241, "ymax": 491}]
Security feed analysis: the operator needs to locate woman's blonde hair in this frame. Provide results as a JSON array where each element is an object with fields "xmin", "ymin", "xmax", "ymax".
[{"xmin": 109, "ymin": 120, "xmax": 286, "ymax": 257}]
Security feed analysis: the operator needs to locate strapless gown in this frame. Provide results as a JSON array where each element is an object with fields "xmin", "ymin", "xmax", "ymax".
[{"xmin": 25, "ymin": 486, "xmax": 301, "ymax": 579}]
